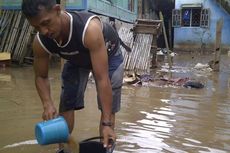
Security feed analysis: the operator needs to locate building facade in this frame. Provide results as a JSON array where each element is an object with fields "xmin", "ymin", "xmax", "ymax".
[
  {"xmin": 0, "ymin": 0, "xmax": 138, "ymax": 23},
  {"xmin": 172, "ymin": 0, "xmax": 230, "ymax": 52}
]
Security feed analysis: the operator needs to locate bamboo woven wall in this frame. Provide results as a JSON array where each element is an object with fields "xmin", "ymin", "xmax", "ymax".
[{"xmin": 0, "ymin": 10, "xmax": 35, "ymax": 64}]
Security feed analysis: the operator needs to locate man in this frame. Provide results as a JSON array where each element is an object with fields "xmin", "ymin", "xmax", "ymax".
[{"xmin": 21, "ymin": 0, "xmax": 124, "ymax": 152}]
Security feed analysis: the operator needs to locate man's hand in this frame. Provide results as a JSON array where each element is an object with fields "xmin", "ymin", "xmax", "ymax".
[
  {"xmin": 42, "ymin": 102, "xmax": 57, "ymax": 120},
  {"xmin": 102, "ymin": 126, "xmax": 116, "ymax": 148}
]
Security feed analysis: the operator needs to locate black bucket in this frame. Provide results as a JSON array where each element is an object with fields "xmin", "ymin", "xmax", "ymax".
[{"xmin": 79, "ymin": 137, "xmax": 115, "ymax": 153}]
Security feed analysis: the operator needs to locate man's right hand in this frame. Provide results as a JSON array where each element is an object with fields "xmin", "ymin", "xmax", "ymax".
[{"xmin": 42, "ymin": 102, "xmax": 57, "ymax": 120}]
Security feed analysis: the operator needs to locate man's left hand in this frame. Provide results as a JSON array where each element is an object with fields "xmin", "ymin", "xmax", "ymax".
[{"xmin": 102, "ymin": 126, "xmax": 116, "ymax": 148}]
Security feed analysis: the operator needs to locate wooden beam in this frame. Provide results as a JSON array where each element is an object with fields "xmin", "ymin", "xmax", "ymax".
[
  {"xmin": 133, "ymin": 20, "xmax": 162, "ymax": 35},
  {"xmin": 138, "ymin": 0, "xmax": 142, "ymax": 19},
  {"xmin": 159, "ymin": 11, "xmax": 172, "ymax": 69},
  {"xmin": 213, "ymin": 18, "xmax": 223, "ymax": 72}
]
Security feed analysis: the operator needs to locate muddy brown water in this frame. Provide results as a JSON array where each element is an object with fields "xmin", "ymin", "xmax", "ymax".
[{"xmin": 0, "ymin": 53, "xmax": 230, "ymax": 153}]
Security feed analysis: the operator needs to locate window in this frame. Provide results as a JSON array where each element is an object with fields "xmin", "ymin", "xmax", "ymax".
[
  {"xmin": 172, "ymin": 6, "xmax": 210, "ymax": 28},
  {"xmin": 181, "ymin": 8, "xmax": 201, "ymax": 27},
  {"xmin": 182, "ymin": 9, "xmax": 191, "ymax": 26}
]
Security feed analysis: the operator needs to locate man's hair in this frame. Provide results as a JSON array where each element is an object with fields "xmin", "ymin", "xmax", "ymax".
[{"xmin": 21, "ymin": 0, "xmax": 57, "ymax": 17}]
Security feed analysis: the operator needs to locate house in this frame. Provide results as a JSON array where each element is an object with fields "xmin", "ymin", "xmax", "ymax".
[
  {"xmin": 172, "ymin": 0, "xmax": 230, "ymax": 52},
  {"xmin": 0, "ymin": 0, "xmax": 138, "ymax": 24},
  {"xmin": 0, "ymin": 0, "xmax": 138, "ymax": 64}
]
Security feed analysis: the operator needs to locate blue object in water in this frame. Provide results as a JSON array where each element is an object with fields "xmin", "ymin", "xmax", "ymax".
[{"xmin": 35, "ymin": 116, "xmax": 69, "ymax": 145}]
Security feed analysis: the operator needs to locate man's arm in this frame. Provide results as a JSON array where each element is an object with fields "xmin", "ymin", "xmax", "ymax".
[
  {"xmin": 84, "ymin": 18, "xmax": 112, "ymax": 123},
  {"xmin": 84, "ymin": 18, "xmax": 115, "ymax": 146},
  {"xmin": 33, "ymin": 36, "xmax": 57, "ymax": 120}
]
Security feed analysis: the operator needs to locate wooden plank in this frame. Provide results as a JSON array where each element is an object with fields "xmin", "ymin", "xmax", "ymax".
[
  {"xmin": 13, "ymin": 19, "xmax": 29, "ymax": 61},
  {"xmin": 6, "ymin": 11, "xmax": 22, "ymax": 53},
  {"xmin": 138, "ymin": 0, "xmax": 142, "ymax": 19},
  {"xmin": 19, "ymin": 25, "xmax": 34, "ymax": 64},
  {"xmin": 0, "ymin": 52, "xmax": 11, "ymax": 60},
  {"xmin": 133, "ymin": 27, "xmax": 159, "ymax": 35},
  {"xmin": 134, "ymin": 24, "xmax": 161, "ymax": 28},
  {"xmin": 3, "ymin": 11, "xmax": 16, "ymax": 53},
  {"xmin": 159, "ymin": 11, "xmax": 172, "ymax": 69},
  {"xmin": 0, "ymin": 52, "xmax": 11, "ymax": 66},
  {"xmin": 133, "ymin": 19, "xmax": 162, "ymax": 35},
  {"xmin": 0, "ymin": 10, "xmax": 14, "ymax": 51},
  {"xmin": 136, "ymin": 19, "xmax": 162, "ymax": 25},
  {"xmin": 18, "ymin": 21, "xmax": 31, "ymax": 62}
]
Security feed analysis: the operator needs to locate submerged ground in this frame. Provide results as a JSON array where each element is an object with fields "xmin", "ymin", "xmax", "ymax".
[{"xmin": 0, "ymin": 53, "xmax": 230, "ymax": 153}]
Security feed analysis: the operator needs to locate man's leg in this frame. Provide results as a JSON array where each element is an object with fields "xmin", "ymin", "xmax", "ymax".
[
  {"xmin": 60, "ymin": 110, "xmax": 75, "ymax": 133},
  {"xmin": 58, "ymin": 62, "xmax": 90, "ymax": 152},
  {"xmin": 58, "ymin": 110, "xmax": 74, "ymax": 150}
]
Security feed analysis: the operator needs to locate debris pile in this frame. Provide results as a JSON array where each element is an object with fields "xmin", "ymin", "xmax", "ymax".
[{"xmin": 123, "ymin": 72, "xmax": 204, "ymax": 89}]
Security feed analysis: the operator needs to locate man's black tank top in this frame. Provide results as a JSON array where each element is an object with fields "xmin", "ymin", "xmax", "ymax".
[{"xmin": 37, "ymin": 11, "xmax": 120, "ymax": 69}]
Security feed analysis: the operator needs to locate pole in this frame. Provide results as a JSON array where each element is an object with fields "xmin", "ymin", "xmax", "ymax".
[
  {"xmin": 138, "ymin": 0, "xmax": 142, "ymax": 19},
  {"xmin": 159, "ymin": 11, "xmax": 172, "ymax": 69},
  {"xmin": 213, "ymin": 18, "xmax": 223, "ymax": 72}
]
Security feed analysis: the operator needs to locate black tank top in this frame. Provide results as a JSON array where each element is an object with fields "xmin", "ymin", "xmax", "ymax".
[{"xmin": 37, "ymin": 11, "xmax": 120, "ymax": 69}]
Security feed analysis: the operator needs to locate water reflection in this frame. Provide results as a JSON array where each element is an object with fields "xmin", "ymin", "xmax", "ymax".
[
  {"xmin": 116, "ymin": 55, "xmax": 230, "ymax": 152},
  {"xmin": 117, "ymin": 88, "xmax": 230, "ymax": 153}
]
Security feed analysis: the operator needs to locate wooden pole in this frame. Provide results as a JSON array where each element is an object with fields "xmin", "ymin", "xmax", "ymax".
[
  {"xmin": 159, "ymin": 11, "xmax": 172, "ymax": 69},
  {"xmin": 213, "ymin": 18, "xmax": 223, "ymax": 72},
  {"xmin": 138, "ymin": 0, "xmax": 142, "ymax": 19},
  {"xmin": 168, "ymin": 19, "xmax": 172, "ymax": 49}
]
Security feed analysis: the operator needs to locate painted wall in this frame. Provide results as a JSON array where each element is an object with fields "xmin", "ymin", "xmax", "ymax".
[{"xmin": 174, "ymin": 0, "xmax": 230, "ymax": 51}]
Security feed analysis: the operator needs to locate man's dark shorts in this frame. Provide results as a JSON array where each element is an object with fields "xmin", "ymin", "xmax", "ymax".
[{"xmin": 59, "ymin": 49, "xmax": 124, "ymax": 113}]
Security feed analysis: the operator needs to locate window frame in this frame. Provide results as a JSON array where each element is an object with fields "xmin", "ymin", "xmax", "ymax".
[
  {"xmin": 172, "ymin": 9, "xmax": 181, "ymax": 27},
  {"xmin": 128, "ymin": 0, "xmax": 135, "ymax": 12},
  {"xmin": 200, "ymin": 9, "xmax": 210, "ymax": 28},
  {"xmin": 172, "ymin": 7, "xmax": 210, "ymax": 28}
]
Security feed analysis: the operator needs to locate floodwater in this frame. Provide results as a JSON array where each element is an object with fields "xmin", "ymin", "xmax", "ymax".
[{"xmin": 0, "ymin": 53, "xmax": 230, "ymax": 153}]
